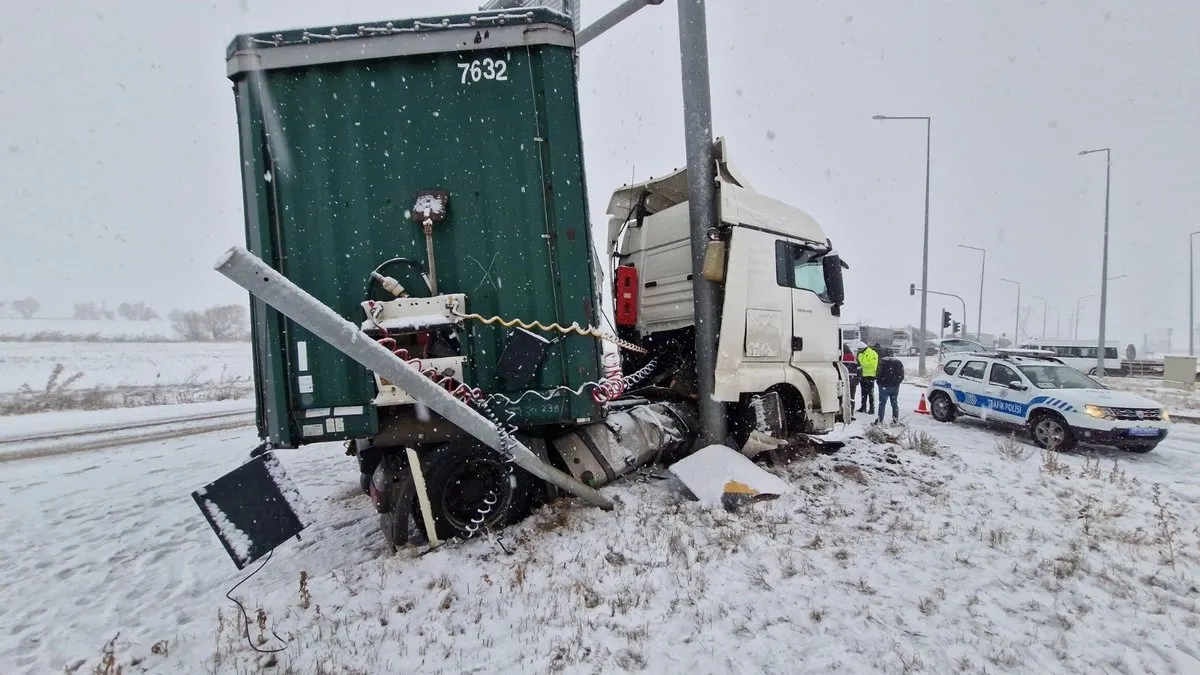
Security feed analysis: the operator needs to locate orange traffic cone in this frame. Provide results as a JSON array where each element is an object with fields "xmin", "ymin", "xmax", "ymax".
[{"xmin": 915, "ymin": 393, "xmax": 931, "ymax": 415}]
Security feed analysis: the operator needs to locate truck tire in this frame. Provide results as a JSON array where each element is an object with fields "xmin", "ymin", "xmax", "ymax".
[
  {"xmin": 414, "ymin": 443, "xmax": 533, "ymax": 542},
  {"xmin": 354, "ymin": 439, "xmax": 383, "ymax": 496},
  {"xmin": 929, "ymin": 392, "xmax": 956, "ymax": 423},
  {"xmin": 1029, "ymin": 412, "xmax": 1077, "ymax": 452}
]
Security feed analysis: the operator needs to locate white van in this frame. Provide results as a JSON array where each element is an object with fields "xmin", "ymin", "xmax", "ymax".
[{"xmin": 1019, "ymin": 339, "xmax": 1122, "ymax": 376}]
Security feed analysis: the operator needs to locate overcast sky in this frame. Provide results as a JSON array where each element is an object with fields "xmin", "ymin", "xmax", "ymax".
[{"xmin": 2, "ymin": 0, "xmax": 1197, "ymax": 348}]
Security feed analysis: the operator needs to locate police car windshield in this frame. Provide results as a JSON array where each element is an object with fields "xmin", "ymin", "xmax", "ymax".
[{"xmin": 1017, "ymin": 365, "xmax": 1100, "ymax": 390}]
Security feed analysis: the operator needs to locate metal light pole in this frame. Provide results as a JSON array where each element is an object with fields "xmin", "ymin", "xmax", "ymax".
[
  {"xmin": 875, "ymin": 114, "xmax": 932, "ymax": 375},
  {"xmin": 1191, "ymin": 231, "xmax": 1200, "ymax": 355},
  {"xmin": 575, "ymin": 0, "xmax": 664, "ymax": 46},
  {"xmin": 1075, "ymin": 294, "xmax": 1094, "ymax": 339},
  {"xmin": 1079, "ymin": 147, "xmax": 1112, "ymax": 374},
  {"xmin": 958, "ymin": 244, "xmax": 985, "ymax": 339},
  {"xmin": 1001, "ymin": 278, "xmax": 1021, "ymax": 346},
  {"xmin": 677, "ymin": 0, "xmax": 725, "ymax": 445},
  {"xmin": 1032, "ymin": 295, "xmax": 1048, "ymax": 339}
]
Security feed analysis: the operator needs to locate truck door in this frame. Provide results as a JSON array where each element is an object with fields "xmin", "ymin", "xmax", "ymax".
[{"xmin": 775, "ymin": 241, "xmax": 843, "ymax": 414}]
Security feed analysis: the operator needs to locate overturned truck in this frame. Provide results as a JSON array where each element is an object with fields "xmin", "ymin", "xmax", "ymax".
[{"xmin": 197, "ymin": 7, "xmax": 851, "ymax": 567}]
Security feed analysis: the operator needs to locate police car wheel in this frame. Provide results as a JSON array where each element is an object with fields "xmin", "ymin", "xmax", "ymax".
[
  {"xmin": 1030, "ymin": 413, "xmax": 1076, "ymax": 451},
  {"xmin": 930, "ymin": 392, "xmax": 956, "ymax": 423}
]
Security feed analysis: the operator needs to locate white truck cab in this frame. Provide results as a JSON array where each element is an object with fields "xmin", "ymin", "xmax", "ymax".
[
  {"xmin": 927, "ymin": 350, "xmax": 1170, "ymax": 452},
  {"xmin": 606, "ymin": 139, "xmax": 852, "ymax": 436}
]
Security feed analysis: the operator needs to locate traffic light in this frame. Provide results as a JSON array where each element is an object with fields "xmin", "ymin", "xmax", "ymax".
[
  {"xmin": 952, "ymin": 320, "xmax": 961, "ymax": 335},
  {"xmin": 942, "ymin": 310, "xmax": 951, "ymax": 329},
  {"xmin": 909, "ymin": 283, "xmax": 916, "ymax": 297}
]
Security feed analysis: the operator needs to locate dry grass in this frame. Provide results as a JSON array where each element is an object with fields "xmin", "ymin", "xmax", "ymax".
[
  {"xmin": 865, "ymin": 424, "xmax": 906, "ymax": 445},
  {"xmin": 904, "ymin": 430, "xmax": 940, "ymax": 457},
  {"xmin": 995, "ymin": 434, "xmax": 1036, "ymax": 461},
  {"xmin": 1041, "ymin": 449, "xmax": 1070, "ymax": 476},
  {"xmin": 833, "ymin": 464, "xmax": 869, "ymax": 485},
  {"xmin": 0, "ymin": 330, "xmax": 178, "ymax": 343},
  {"xmin": 0, "ymin": 363, "xmax": 251, "ymax": 415}
]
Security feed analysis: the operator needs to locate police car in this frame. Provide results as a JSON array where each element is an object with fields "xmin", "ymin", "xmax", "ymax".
[{"xmin": 927, "ymin": 350, "xmax": 1170, "ymax": 452}]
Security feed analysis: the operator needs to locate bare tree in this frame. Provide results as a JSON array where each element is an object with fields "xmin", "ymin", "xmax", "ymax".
[
  {"xmin": 117, "ymin": 301, "xmax": 160, "ymax": 321},
  {"xmin": 170, "ymin": 305, "xmax": 248, "ymax": 341},
  {"xmin": 12, "ymin": 297, "xmax": 39, "ymax": 319},
  {"xmin": 204, "ymin": 304, "xmax": 248, "ymax": 341},
  {"xmin": 73, "ymin": 301, "xmax": 115, "ymax": 321},
  {"xmin": 169, "ymin": 309, "xmax": 208, "ymax": 341}
]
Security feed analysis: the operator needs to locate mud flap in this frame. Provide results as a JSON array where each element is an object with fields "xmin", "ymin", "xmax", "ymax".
[
  {"xmin": 748, "ymin": 391, "xmax": 785, "ymax": 437},
  {"xmin": 192, "ymin": 452, "xmax": 310, "ymax": 570}
]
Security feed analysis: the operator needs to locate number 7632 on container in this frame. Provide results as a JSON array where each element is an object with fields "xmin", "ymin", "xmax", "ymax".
[{"xmin": 457, "ymin": 58, "xmax": 508, "ymax": 84}]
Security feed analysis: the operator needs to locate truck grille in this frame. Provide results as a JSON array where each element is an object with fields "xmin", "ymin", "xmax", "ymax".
[{"xmin": 1109, "ymin": 407, "xmax": 1161, "ymax": 421}]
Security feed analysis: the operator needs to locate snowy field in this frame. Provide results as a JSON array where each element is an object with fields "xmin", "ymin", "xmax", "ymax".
[
  {"xmin": 0, "ymin": 317, "xmax": 176, "ymax": 341},
  {"xmin": 3, "ymin": 385, "xmax": 1199, "ymax": 674},
  {"xmin": 0, "ymin": 341, "xmax": 252, "ymax": 394},
  {"xmin": 0, "ymin": 341, "xmax": 253, "ymax": 414}
]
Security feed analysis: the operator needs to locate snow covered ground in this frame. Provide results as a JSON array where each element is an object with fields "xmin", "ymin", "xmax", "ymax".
[
  {"xmin": 0, "ymin": 317, "xmax": 176, "ymax": 341},
  {"xmin": 0, "ymin": 340, "xmax": 253, "ymax": 415},
  {"xmin": 3, "ymin": 385, "xmax": 1200, "ymax": 674},
  {"xmin": 1101, "ymin": 377, "xmax": 1200, "ymax": 418},
  {"xmin": 0, "ymin": 341, "xmax": 252, "ymax": 395}
]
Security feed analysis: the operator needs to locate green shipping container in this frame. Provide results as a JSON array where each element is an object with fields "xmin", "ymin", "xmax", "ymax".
[{"xmin": 226, "ymin": 8, "xmax": 603, "ymax": 449}]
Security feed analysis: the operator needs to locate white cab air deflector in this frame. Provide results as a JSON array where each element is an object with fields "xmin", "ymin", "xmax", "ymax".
[{"xmin": 606, "ymin": 137, "xmax": 825, "ymax": 247}]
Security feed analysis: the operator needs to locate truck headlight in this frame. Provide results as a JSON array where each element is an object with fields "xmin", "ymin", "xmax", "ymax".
[{"xmin": 1084, "ymin": 405, "xmax": 1115, "ymax": 420}]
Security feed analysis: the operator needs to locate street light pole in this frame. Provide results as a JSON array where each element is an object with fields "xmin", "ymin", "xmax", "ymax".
[
  {"xmin": 1080, "ymin": 147, "xmax": 1112, "ymax": 374},
  {"xmin": 1033, "ymin": 295, "xmax": 1048, "ymax": 339},
  {"xmin": 1191, "ymin": 231, "xmax": 1200, "ymax": 356},
  {"xmin": 875, "ymin": 114, "xmax": 932, "ymax": 375},
  {"xmin": 958, "ymin": 244, "xmax": 986, "ymax": 339},
  {"xmin": 1075, "ymin": 294, "xmax": 1094, "ymax": 339},
  {"xmin": 1001, "ymin": 278, "xmax": 1021, "ymax": 346},
  {"xmin": 677, "ymin": 0, "xmax": 725, "ymax": 445}
]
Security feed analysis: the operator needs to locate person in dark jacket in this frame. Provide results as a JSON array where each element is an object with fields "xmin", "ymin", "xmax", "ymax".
[{"xmin": 875, "ymin": 348, "xmax": 906, "ymax": 424}]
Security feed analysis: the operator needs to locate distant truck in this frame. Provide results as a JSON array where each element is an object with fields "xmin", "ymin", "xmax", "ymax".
[
  {"xmin": 840, "ymin": 324, "xmax": 896, "ymax": 351},
  {"xmin": 891, "ymin": 329, "xmax": 916, "ymax": 356}
]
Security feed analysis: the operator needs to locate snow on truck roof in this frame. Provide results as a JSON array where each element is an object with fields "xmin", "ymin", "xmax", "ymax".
[{"xmin": 606, "ymin": 138, "xmax": 828, "ymax": 246}]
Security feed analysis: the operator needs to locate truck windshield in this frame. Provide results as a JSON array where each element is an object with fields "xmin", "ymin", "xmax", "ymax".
[{"xmin": 1017, "ymin": 365, "xmax": 1101, "ymax": 390}]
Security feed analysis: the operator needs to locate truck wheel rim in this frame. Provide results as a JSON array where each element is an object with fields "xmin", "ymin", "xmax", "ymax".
[{"xmin": 441, "ymin": 460, "xmax": 511, "ymax": 530}]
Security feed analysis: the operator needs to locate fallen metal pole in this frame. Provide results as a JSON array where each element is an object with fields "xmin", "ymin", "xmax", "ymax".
[
  {"xmin": 576, "ymin": 0, "xmax": 663, "ymax": 47},
  {"xmin": 214, "ymin": 245, "xmax": 614, "ymax": 511}
]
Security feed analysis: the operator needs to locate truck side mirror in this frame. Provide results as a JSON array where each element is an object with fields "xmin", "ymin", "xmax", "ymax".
[{"xmin": 822, "ymin": 254, "xmax": 845, "ymax": 305}]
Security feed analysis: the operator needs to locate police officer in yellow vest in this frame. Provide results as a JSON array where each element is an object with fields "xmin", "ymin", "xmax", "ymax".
[{"xmin": 856, "ymin": 343, "xmax": 880, "ymax": 415}]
